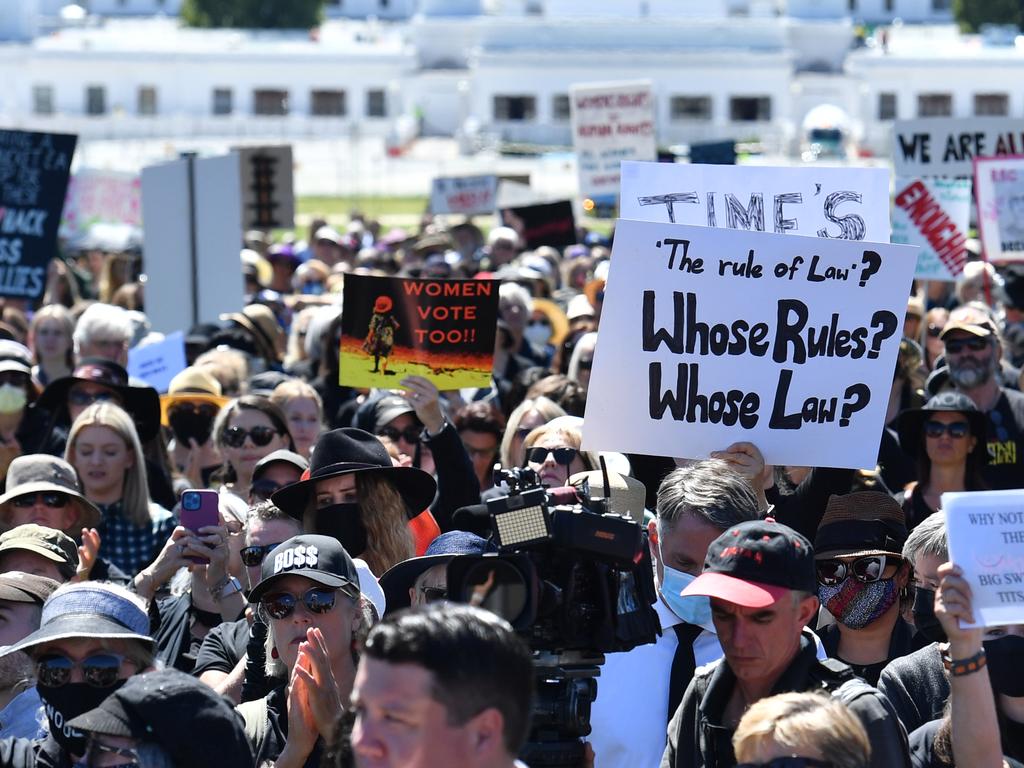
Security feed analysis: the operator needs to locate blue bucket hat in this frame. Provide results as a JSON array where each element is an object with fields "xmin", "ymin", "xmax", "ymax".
[{"xmin": 379, "ymin": 531, "xmax": 496, "ymax": 613}]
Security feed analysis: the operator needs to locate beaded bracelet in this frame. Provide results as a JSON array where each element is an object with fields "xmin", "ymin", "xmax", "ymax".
[{"xmin": 949, "ymin": 649, "xmax": 987, "ymax": 677}]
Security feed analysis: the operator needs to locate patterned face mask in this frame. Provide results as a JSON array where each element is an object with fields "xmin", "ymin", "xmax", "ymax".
[{"xmin": 818, "ymin": 576, "xmax": 901, "ymax": 630}]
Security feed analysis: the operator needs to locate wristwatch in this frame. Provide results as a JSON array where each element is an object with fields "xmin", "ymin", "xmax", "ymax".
[{"xmin": 211, "ymin": 576, "xmax": 243, "ymax": 602}]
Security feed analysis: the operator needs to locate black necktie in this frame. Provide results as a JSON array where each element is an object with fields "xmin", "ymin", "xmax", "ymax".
[{"xmin": 668, "ymin": 622, "xmax": 703, "ymax": 724}]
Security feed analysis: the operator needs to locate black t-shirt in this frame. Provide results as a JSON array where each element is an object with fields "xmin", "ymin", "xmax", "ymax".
[
  {"xmin": 250, "ymin": 685, "xmax": 323, "ymax": 768},
  {"xmin": 983, "ymin": 389, "xmax": 1024, "ymax": 490},
  {"xmin": 193, "ymin": 617, "xmax": 249, "ymax": 678}
]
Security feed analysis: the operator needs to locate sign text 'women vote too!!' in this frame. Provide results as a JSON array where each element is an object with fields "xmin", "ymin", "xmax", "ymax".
[{"xmin": 582, "ymin": 220, "xmax": 918, "ymax": 470}]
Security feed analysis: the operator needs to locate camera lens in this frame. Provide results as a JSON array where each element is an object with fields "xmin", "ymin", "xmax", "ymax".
[
  {"xmin": 461, "ymin": 560, "xmax": 528, "ymax": 625},
  {"xmin": 182, "ymin": 492, "xmax": 198, "ymax": 511}
]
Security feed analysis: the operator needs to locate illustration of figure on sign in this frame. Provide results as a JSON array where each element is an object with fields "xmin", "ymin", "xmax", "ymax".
[{"xmin": 362, "ymin": 295, "xmax": 400, "ymax": 375}]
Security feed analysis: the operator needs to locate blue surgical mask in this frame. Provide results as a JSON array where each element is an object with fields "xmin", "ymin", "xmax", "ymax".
[{"xmin": 660, "ymin": 564, "xmax": 713, "ymax": 630}]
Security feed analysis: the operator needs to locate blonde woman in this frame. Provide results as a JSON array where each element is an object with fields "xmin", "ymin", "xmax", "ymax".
[
  {"xmin": 498, "ymin": 395, "xmax": 566, "ymax": 470},
  {"xmin": 522, "ymin": 420, "xmax": 597, "ymax": 488},
  {"xmin": 65, "ymin": 402, "xmax": 175, "ymax": 576},
  {"xmin": 28, "ymin": 304, "xmax": 74, "ymax": 386},
  {"xmin": 270, "ymin": 379, "xmax": 323, "ymax": 460}
]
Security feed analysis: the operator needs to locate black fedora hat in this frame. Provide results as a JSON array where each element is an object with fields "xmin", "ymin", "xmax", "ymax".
[
  {"xmin": 271, "ymin": 428, "xmax": 436, "ymax": 519},
  {"xmin": 896, "ymin": 391, "xmax": 988, "ymax": 462},
  {"xmin": 36, "ymin": 358, "xmax": 161, "ymax": 442}
]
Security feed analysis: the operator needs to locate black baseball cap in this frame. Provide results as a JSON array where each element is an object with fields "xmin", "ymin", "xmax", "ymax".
[
  {"xmin": 247, "ymin": 534, "xmax": 360, "ymax": 603},
  {"xmin": 681, "ymin": 519, "xmax": 816, "ymax": 608}
]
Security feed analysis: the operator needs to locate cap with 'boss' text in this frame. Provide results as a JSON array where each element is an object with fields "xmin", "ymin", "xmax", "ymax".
[{"xmin": 247, "ymin": 534, "xmax": 360, "ymax": 603}]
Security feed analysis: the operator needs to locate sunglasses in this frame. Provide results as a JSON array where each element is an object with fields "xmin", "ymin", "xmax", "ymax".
[
  {"xmin": 816, "ymin": 554, "xmax": 898, "ymax": 587},
  {"xmin": 240, "ymin": 542, "xmax": 283, "ymax": 568},
  {"xmin": 378, "ymin": 425, "xmax": 421, "ymax": 445},
  {"xmin": 526, "ymin": 446, "xmax": 579, "ymax": 466},
  {"xmin": 35, "ymin": 653, "xmax": 126, "ymax": 688},
  {"xmin": 737, "ymin": 759, "xmax": 834, "ymax": 768},
  {"xmin": 944, "ymin": 337, "xmax": 990, "ymax": 354},
  {"xmin": 924, "ymin": 420, "xmax": 970, "ymax": 439},
  {"xmin": 260, "ymin": 587, "xmax": 350, "ymax": 620},
  {"xmin": 222, "ymin": 425, "xmax": 280, "ymax": 448},
  {"xmin": 577, "ymin": 358, "xmax": 593, "ymax": 371},
  {"xmin": 12, "ymin": 492, "xmax": 69, "ymax": 509},
  {"xmin": 168, "ymin": 403, "xmax": 220, "ymax": 420},
  {"xmin": 250, "ymin": 479, "xmax": 283, "ymax": 502},
  {"xmin": 418, "ymin": 585, "xmax": 447, "ymax": 603},
  {"xmin": 927, "ymin": 324, "xmax": 944, "ymax": 338},
  {"xmin": 68, "ymin": 389, "xmax": 118, "ymax": 407}
]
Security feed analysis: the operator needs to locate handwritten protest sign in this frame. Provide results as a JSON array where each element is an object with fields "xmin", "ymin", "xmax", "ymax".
[
  {"xmin": 582, "ymin": 219, "xmax": 917, "ymax": 468},
  {"xmin": 945, "ymin": 490, "xmax": 1024, "ymax": 628},
  {"xmin": 892, "ymin": 177, "xmax": 971, "ymax": 281},
  {"xmin": 499, "ymin": 201, "xmax": 577, "ymax": 250},
  {"xmin": 894, "ymin": 118, "xmax": 1024, "ymax": 177},
  {"xmin": 430, "ymin": 175, "xmax": 497, "ymax": 216},
  {"xmin": 0, "ymin": 129, "xmax": 76, "ymax": 300},
  {"xmin": 127, "ymin": 332, "xmax": 187, "ymax": 393},
  {"xmin": 974, "ymin": 155, "xmax": 1024, "ymax": 264},
  {"xmin": 60, "ymin": 169, "xmax": 141, "ymax": 239},
  {"xmin": 570, "ymin": 80, "xmax": 656, "ymax": 210},
  {"xmin": 339, "ymin": 274, "xmax": 499, "ymax": 389},
  {"xmin": 619, "ymin": 161, "xmax": 890, "ymax": 240}
]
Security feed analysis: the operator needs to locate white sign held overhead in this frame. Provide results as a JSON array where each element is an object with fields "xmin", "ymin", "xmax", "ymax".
[
  {"xmin": 429, "ymin": 175, "xmax": 498, "ymax": 216},
  {"xmin": 127, "ymin": 331, "xmax": 187, "ymax": 393},
  {"xmin": 946, "ymin": 490, "xmax": 1024, "ymax": 629},
  {"xmin": 893, "ymin": 118, "xmax": 1024, "ymax": 177},
  {"xmin": 892, "ymin": 177, "xmax": 971, "ymax": 281},
  {"xmin": 619, "ymin": 161, "xmax": 891, "ymax": 240},
  {"xmin": 570, "ymin": 81, "xmax": 656, "ymax": 209},
  {"xmin": 974, "ymin": 155, "xmax": 1024, "ymax": 264},
  {"xmin": 581, "ymin": 219, "xmax": 918, "ymax": 469}
]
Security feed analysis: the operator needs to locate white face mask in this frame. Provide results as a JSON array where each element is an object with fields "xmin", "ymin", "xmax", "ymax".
[{"xmin": 0, "ymin": 383, "xmax": 27, "ymax": 414}]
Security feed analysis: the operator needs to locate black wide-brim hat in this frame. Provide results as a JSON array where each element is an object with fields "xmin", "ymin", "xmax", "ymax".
[
  {"xmin": 271, "ymin": 428, "xmax": 436, "ymax": 520},
  {"xmin": 896, "ymin": 390, "xmax": 988, "ymax": 463},
  {"xmin": 36, "ymin": 358, "xmax": 161, "ymax": 443}
]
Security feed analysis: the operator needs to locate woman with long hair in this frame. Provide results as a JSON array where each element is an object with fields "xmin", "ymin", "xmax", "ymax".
[
  {"xmin": 28, "ymin": 304, "xmax": 74, "ymax": 387},
  {"xmin": 64, "ymin": 402, "xmax": 175, "ymax": 577},
  {"xmin": 498, "ymin": 395, "xmax": 566, "ymax": 470},
  {"xmin": 270, "ymin": 379, "xmax": 323, "ymax": 460},
  {"xmin": 212, "ymin": 396, "xmax": 294, "ymax": 499}
]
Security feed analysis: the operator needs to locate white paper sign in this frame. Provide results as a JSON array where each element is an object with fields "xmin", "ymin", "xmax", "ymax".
[
  {"xmin": 892, "ymin": 177, "xmax": 971, "ymax": 281},
  {"xmin": 60, "ymin": 169, "xmax": 141, "ymax": 239},
  {"xmin": 570, "ymin": 81, "xmax": 656, "ymax": 208},
  {"xmin": 582, "ymin": 219, "xmax": 918, "ymax": 469},
  {"xmin": 429, "ymin": 175, "xmax": 498, "ymax": 216},
  {"xmin": 619, "ymin": 161, "xmax": 891, "ymax": 240},
  {"xmin": 893, "ymin": 118, "xmax": 1024, "ymax": 177},
  {"xmin": 127, "ymin": 331, "xmax": 186, "ymax": 393},
  {"xmin": 945, "ymin": 490, "xmax": 1024, "ymax": 629},
  {"xmin": 974, "ymin": 155, "xmax": 1024, "ymax": 264}
]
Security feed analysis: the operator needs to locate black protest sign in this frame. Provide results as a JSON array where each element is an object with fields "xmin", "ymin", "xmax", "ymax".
[
  {"xmin": 0, "ymin": 130, "xmax": 76, "ymax": 300},
  {"xmin": 235, "ymin": 146, "xmax": 294, "ymax": 230},
  {"xmin": 500, "ymin": 200, "xmax": 577, "ymax": 250}
]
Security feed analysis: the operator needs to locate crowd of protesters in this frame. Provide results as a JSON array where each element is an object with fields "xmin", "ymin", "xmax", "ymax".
[{"xmin": 0, "ymin": 212, "xmax": 1017, "ymax": 767}]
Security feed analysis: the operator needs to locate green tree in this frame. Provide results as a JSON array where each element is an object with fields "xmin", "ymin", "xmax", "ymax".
[
  {"xmin": 182, "ymin": 0, "xmax": 325, "ymax": 29},
  {"xmin": 953, "ymin": 0, "xmax": 1022, "ymax": 32}
]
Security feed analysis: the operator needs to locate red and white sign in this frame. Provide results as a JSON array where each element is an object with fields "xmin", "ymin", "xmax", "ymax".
[
  {"xmin": 429, "ymin": 175, "xmax": 497, "ymax": 216},
  {"xmin": 892, "ymin": 177, "xmax": 970, "ymax": 281}
]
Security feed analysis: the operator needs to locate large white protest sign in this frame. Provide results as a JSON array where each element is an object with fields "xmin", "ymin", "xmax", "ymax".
[
  {"xmin": 892, "ymin": 177, "xmax": 971, "ymax": 281},
  {"xmin": 893, "ymin": 118, "xmax": 1024, "ymax": 177},
  {"xmin": 945, "ymin": 490, "xmax": 1024, "ymax": 629},
  {"xmin": 429, "ymin": 175, "xmax": 497, "ymax": 216},
  {"xmin": 619, "ymin": 161, "xmax": 890, "ymax": 240},
  {"xmin": 127, "ymin": 331, "xmax": 186, "ymax": 393},
  {"xmin": 570, "ymin": 81, "xmax": 656, "ymax": 209},
  {"xmin": 582, "ymin": 219, "xmax": 917, "ymax": 469},
  {"xmin": 974, "ymin": 156, "xmax": 1024, "ymax": 264}
]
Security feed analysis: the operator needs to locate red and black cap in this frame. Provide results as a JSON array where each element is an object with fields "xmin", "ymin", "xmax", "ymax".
[{"xmin": 681, "ymin": 518, "xmax": 816, "ymax": 608}]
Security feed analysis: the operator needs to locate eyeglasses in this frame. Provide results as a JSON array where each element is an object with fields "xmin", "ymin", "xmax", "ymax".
[
  {"xmin": 816, "ymin": 554, "xmax": 899, "ymax": 587},
  {"xmin": 924, "ymin": 420, "xmax": 970, "ymax": 439},
  {"xmin": 737, "ymin": 758, "xmax": 834, "ymax": 768},
  {"xmin": 418, "ymin": 586, "xmax": 447, "ymax": 603},
  {"xmin": 12, "ymin": 492, "xmax": 69, "ymax": 509},
  {"xmin": 526, "ymin": 446, "xmax": 579, "ymax": 466},
  {"xmin": 222, "ymin": 425, "xmax": 281, "ymax": 448},
  {"xmin": 378, "ymin": 425, "xmax": 421, "ymax": 445},
  {"xmin": 240, "ymin": 542, "xmax": 283, "ymax": 568},
  {"xmin": 944, "ymin": 337, "xmax": 990, "ymax": 354},
  {"xmin": 68, "ymin": 389, "xmax": 118, "ymax": 408},
  {"xmin": 35, "ymin": 653, "xmax": 127, "ymax": 688},
  {"xmin": 260, "ymin": 586, "xmax": 352, "ymax": 620}
]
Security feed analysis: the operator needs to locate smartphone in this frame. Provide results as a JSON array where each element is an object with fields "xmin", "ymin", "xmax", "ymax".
[{"xmin": 180, "ymin": 489, "xmax": 220, "ymax": 564}]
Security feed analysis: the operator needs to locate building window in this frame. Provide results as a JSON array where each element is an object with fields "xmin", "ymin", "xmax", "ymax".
[
  {"xmin": 670, "ymin": 96, "xmax": 712, "ymax": 121},
  {"xmin": 32, "ymin": 85, "xmax": 54, "ymax": 116},
  {"xmin": 918, "ymin": 93, "xmax": 952, "ymax": 117},
  {"xmin": 552, "ymin": 94, "xmax": 570, "ymax": 121},
  {"xmin": 253, "ymin": 89, "xmax": 289, "ymax": 116},
  {"xmin": 366, "ymin": 89, "xmax": 387, "ymax": 118},
  {"xmin": 137, "ymin": 86, "xmax": 157, "ymax": 116},
  {"xmin": 975, "ymin": 93, "xmax": 1008, "ymax": 116},
  {"xmin": 884, "ymin": 0, "xmax": 893, "ymax": 11},
  {"xmin": 729, "ymin": 96, "xmax": 771, "ymax": 122},
  {"xmin": 494, "ymin": 95, "xmax": 537, "ymax": 121},
  {"xmin": 85, "ymin": 85, "xmax": 106, "ymax": 116},
  {"xmin": 878, "ymin": 92, "xmax": 897, "ymax": 120},
  {"xmin": 932, "ymin": 0, "xmax": 951, "ymax": 9},
  {"xmin": 848, "ymin": 0, "xmax": 856, "ymax": 9},
  {"xmin": 212, "ymin": 88, "xmax": 233, "ymax": 116},
  {"xmin": 311, "ymin": 90, "xmax": 346, "ymax": 116}
]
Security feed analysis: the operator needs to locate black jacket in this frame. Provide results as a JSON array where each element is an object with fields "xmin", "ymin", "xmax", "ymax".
[{"xmin": 661, "ymin": 630, "xmax": 911, "ymax": 768}]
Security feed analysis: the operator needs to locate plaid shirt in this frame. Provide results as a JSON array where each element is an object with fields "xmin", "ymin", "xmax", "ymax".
[{"xmin": 96, "ymin": 501, "xmax": 177, "ymax": 577}]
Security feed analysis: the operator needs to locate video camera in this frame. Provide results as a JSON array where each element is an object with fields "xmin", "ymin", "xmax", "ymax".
[{"xmin": 447, "ymin": 460, "xmax": 660, "ymax": 768}]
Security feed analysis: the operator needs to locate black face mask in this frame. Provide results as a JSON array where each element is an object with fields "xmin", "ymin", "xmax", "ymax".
[
  {"xmin": 169, "ymin": 409, "xmax": 215, "ymax": 447},
  {"xmin": 912, "ymin": 587, "xmax": 947, "ymax": 644},
  {"xmin": 38, "ymin": 680, "xmax": 126, "ymax": 756},
  {"xmin": 985, "ymin": 635, "xmax": 1024, "ymax": 697},
  {"xmin": 311, "ymin": 503, "xmax": 367, "ymax": 557}
]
